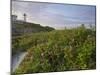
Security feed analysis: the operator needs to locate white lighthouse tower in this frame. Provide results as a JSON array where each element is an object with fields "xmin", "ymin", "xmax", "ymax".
[{"xmin": 23, "ymin": 13, "xmax": 27, "ymax": 22}]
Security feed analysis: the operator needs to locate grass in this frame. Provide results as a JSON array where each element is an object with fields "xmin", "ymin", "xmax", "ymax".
[{"xmin": 12, "ymin": 26, "xmax": 96, "ymax": 74}]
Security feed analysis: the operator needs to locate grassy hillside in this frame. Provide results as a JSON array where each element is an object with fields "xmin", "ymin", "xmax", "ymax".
[
  {"xmin": 12, "ymin": 26, "xmax": 96, "ymax": 74},
  {"xmin": 12, "ymin": 21, "xmax": 55, "ymax": 36}
]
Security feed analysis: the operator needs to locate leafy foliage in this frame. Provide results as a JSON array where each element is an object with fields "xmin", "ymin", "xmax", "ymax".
[{"xmin": 12, "ymin": 25, "xmax": 96, "ymax": 74}]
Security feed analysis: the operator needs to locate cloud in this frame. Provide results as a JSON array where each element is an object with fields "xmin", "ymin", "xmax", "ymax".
[{"xmin": 12, "ymin": 1, "xmax": 96, "ymax": 29}]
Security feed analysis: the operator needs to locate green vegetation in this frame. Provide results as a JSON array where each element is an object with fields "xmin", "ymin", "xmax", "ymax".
[
  {"xmin": 12, "ymin": 25, "xmax": 96, "ymax": 74},
  {"xmin": 12, "ymin": 21, "xmax": 55, "ymax": 36}
]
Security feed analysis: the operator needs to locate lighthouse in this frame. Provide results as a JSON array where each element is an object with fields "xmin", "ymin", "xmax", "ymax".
[{"xmin": 23, "ymin": 13, "xmax": 27, "ymax": 22}]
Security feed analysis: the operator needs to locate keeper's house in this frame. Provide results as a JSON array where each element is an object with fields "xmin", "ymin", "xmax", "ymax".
[{"xmin": 11, "ymin": 15, "xmax": 17, "ymax": 21}]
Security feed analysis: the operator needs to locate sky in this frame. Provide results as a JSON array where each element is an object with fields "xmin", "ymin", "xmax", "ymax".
[{"xmin": 12, "ymin": 1, "xmax": 96, "ymax": 29}]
